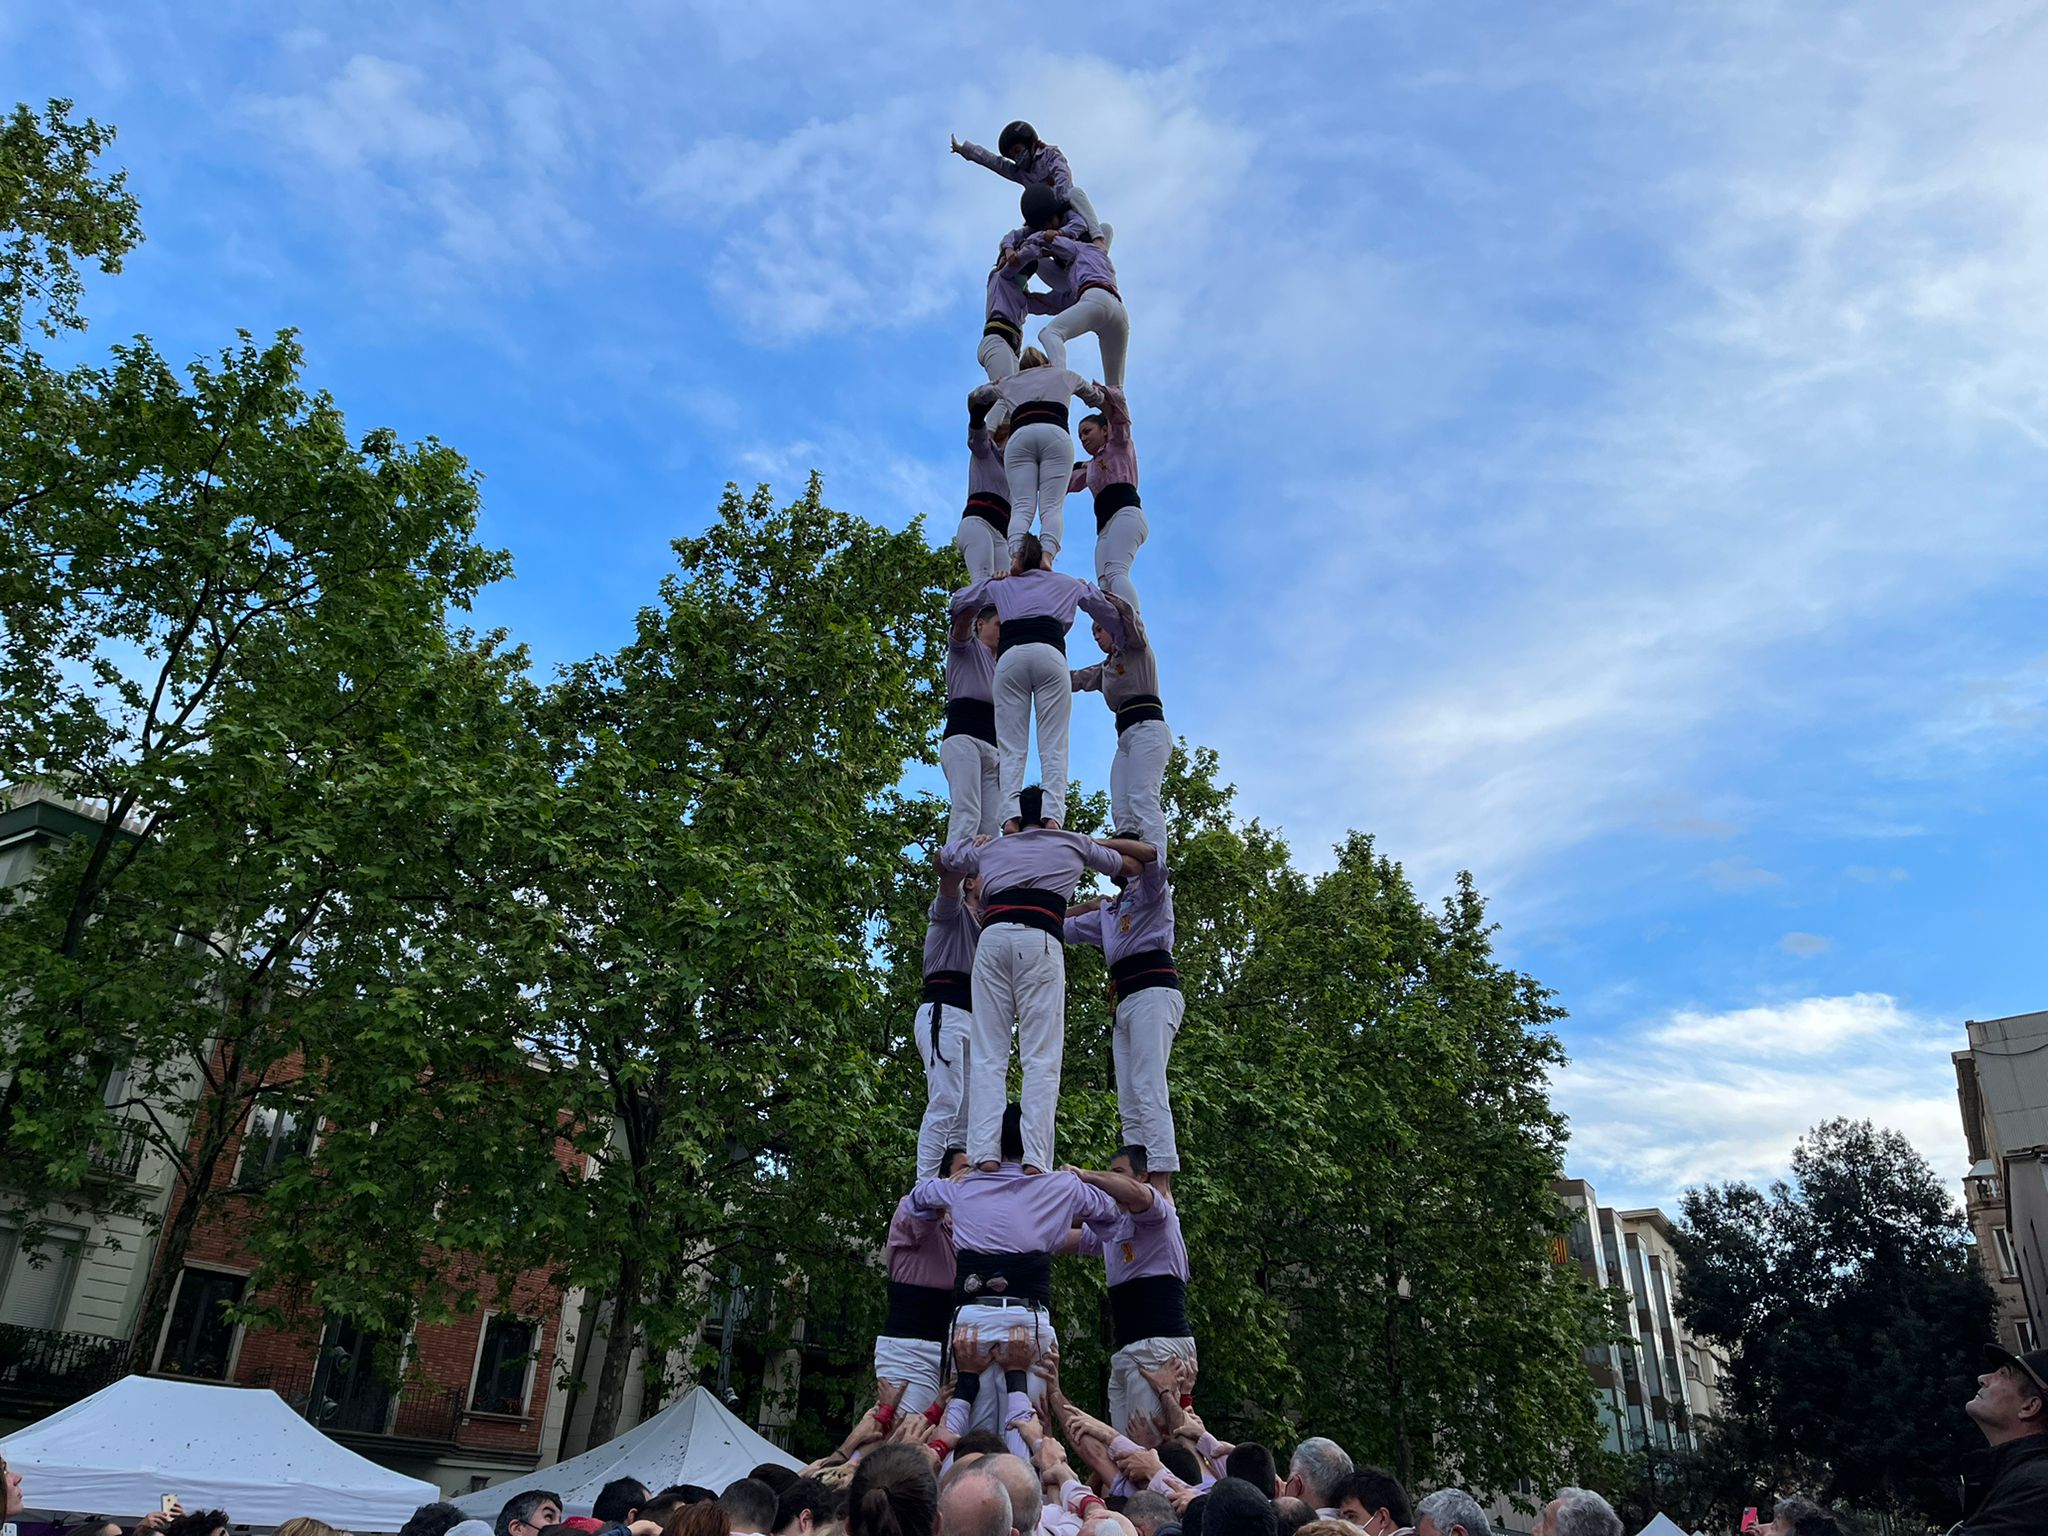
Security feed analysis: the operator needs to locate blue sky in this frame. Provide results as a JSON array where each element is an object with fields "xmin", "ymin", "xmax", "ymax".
[{"xmin": 10, "ymin": 2, "xmax": 2047, "ymax": 1214}]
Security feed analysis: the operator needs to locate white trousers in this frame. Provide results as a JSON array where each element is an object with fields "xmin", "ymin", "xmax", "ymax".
[
  {"xmin": 941, "ymin": 733, "xmax": 1002, "ymax": 843},
  {"xmin": 874, "ymin": 1332, "xmax": 947, "ymax": 1417},
  {"xmin": 995, "ymin": 642, "xmax": 1071, "ymax": 826},
  {"xmin": 956, "ymin": 515, "xmax": 1005, "ymax": 584},
  {"xmin": 968, "ymin": 924, "xmax": 1067, "ymax": 1171},
  {"xmin": 1039, "ymin": 288, "xmax": 1130, "ymax": 388},
  {"xmin": 1066, "ymin": 187, "xmax": 1105, "ymax": 243},
  {"xmin": 954, "ymin": 1302, "xmax": 1060, "ymax": 1432},
  {"xmin": 1114, "ymin": 984, "xmax": 1183, "ymax": 1171},
  {"xmin": 1110, "ymin": 717, "xmax": 1170, "ymax": 852},
  {"xmin": 1094, "ymin": 507, "xmax": 1148, "ymax": 610},
  {"xmin": 979, "ymin": 333, "xmax": 1020, "ymax": 383},
  {"xmin": 1003, "ymin": 422, "xmax": 1073, "ymax": 563},
  {"xmin": 916, "ymin": 1000, "xmax": 973, "ymax": 1179},
  {"xmin": 1107, "ymin": 1334, "xmax": 1198, "ymax": 1434}
]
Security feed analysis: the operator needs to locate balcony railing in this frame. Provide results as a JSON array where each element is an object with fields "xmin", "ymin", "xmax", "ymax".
[
  {"xmin": 0, "ymin": 1323, "xmax": 128, "ymax": 1409},
  {"xmin": 248, "ymin": 1365, "xmax": 467, "ymax": 1445},
  {"xmin": 85, "ymin": 1120, "xmax": 151, "ymax": 1180}
]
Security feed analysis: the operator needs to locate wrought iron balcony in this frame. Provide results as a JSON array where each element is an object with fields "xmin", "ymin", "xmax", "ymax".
[
  {"xmin": 0, "ymin": 1323, "xmax": 128, "ymax": 1410},
  {"xmin": 248, "ymin": 1364, "xmax": 467, "ymax": 1445},
  {"xmin": 85, "ymin": 1119, "xmax": 152, "ymax": 1180}
]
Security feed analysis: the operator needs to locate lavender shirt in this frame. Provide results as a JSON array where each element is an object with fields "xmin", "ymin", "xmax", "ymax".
[
  {"xmin": 1026, "ymin": 231, "xmax": 1119, "ymax": 307},
  {"xmin": 888, "ymin": 1194, "xmax": 956, "ymax": 1289},
  {"xmin": 966, "ymin": 423, "xmax": 1007, "ymax": 504},
  {"xmin": 1079, "ymin": 1191, "xmax": 1189, "ymax": 1285},
  {"xmin": 940, "ymin": 829, "xmax": 1124, "ymax": 904},
  {"xmin": 960, "ymin": 139, "xmax": 1077, "ymax": 201},
  {"xmin": 1067, "ymin": 386, "xmax": 1138, "ymax": 497},
  {"xmin": 967, "ymin": 367, "xmax": 1105, "ymax": 433},
  {"xmin": 947, "ymin": 625, "xmax": 995, "ymax": 703},
  {"xmin": 909, "ymin": 1163, "xmax": 1122, "ymax": 1253},
  {"xmin": 950, "ymin": 568, "xmax": 1126, "ymax": 642},
  {"xmin": 1070, "ymin": 596, "xmax": 1158, "ymax": 711},
  {"xmin": 924, "ymin": 892, "xmax": 981, "ymax": 977},
  {"xmin": 985, "ymin": 247, "xmax": 1036, "ymax": 330},
  {"xmin": 1064, "ymin": 856, "xmax": 1173, "ymax": 965}
]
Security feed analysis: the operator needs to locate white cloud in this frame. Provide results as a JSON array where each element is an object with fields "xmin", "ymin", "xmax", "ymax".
[
  {"xmin": 1778, "ymin": 931, "xmax": 1832, "ymax": 957},
  {"xmin": 1556, "ymin": 992, "xmax": 1966, "ymax": 1210},
  {"xmin": 247, "ymin": 55, "xmax": 482, "ymax": 170},
  {"xmin": 1701, "ymin": 856, "xmax": 1784, "ymax": 894}
]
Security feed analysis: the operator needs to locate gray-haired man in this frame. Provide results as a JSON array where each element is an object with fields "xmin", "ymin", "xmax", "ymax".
[
  {"xmin": 1281, "ymin": 1438, "xmax": 1352, "ymax": 1519},
  {"xmin": 1415, "ymin": 1490, "xmax": 1492, "ymax": 1536},
  {"xmin": 1533, "ymin": 1490, "xmax": 1619, "ymax": 1536}
]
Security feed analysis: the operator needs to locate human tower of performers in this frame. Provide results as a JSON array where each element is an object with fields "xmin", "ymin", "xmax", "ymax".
[{"xmin": 800, "ymin": 122, "xmax": 1435, "ymax": 1536}]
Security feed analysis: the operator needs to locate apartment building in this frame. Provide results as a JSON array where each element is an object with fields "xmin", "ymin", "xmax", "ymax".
[
  {"xmin": 1953, "ymin": 1009, "xmax": 2048, "ymax": 1353},
  {"xmin": 0, "ymin": 786, "xmax": 580, "ymax": 1494},
  {"xmin": 1555, "ymin": 1178, "xmax": 1725, "ymax": 1455}
]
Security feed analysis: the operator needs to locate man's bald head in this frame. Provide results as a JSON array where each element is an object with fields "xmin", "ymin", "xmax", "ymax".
[
  {"xmin": 938, "ymin": 1466, "xmax": 1012, "ymax": 1536},
  {"xmin": 982, "ymin": 1456, "xmax": 1043, "ymax": 1536},
  {"xmin": 1080, "ymin": 1516, "xmax": 1138, "ymax": 1536}
]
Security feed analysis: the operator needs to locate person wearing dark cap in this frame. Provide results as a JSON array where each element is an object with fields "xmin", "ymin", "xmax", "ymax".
[
  {"xmin": 951, "ymin": 121, "xmax": 1106, "ymax": 245},
  {"xmin": 1960, "ymin": 1343, "xmax": 2048, "ymax": 1534}
]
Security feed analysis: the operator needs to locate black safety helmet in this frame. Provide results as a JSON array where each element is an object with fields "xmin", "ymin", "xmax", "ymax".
[
  {"xmin": 999, "ymin": 120, "xmax": 1038, "ymax": 158},
  {"xmin": 1020, "ymin": 183, "xmax": 1064, "ymax": 230}
]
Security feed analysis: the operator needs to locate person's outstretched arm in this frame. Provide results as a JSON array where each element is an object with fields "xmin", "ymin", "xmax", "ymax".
[
  {"xmin": 1070, "ymin": 1163, "xmax": 1156, "ymax": 1214},
  {"xmin": 952, "ymin": 135, "xmax": 1025, "ymax": 183}
]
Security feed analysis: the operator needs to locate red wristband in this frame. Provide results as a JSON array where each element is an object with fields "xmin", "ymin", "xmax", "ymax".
[
  {"xmin": 875, "ymin": 1403, "xmax": 897, "ymax": 1428},
  {"xmin": 928, "ymin": 1439, "xmax": 951, "ymax": 1456},
  {"xmin": 1179, "ymin": 1394, "xmax": 1193, "ymax": 1408},
  {"xmin": 925, "ymin": 1401, "xmax": 946, "ymax": 1424}
]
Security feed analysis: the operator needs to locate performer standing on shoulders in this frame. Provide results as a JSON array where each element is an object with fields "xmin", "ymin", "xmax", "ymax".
[
  {"xmin": 968, "ymin": 357, "xmax": 1105, "ymax": 569},
  {"xmin": 959, "ymin": 399, "xmax": 1014, "ymax": 583},
  {"xmin": 916, "ymin": 861, "xmax": 982, "ymax": 1179},
  {"xmin": 952, "ymin": 121, "xmax": 1107, "ymax": 245},
  {"xmin": 940, "ymin": 794, "xmax": 1153, "ymax": 1173},
  {"xmin": 1067, "ymin": 385, "xmax": 1145, "ymax": 608},
  {"xmin": 942, "ymin": 596, "xmax": 1001, "ymax": 842},
  {"xmin": 952, "ymin": 533, "xmax": 1127, "ymax": 832},
  {"xmin": 1066, "ymin": 842, "xmax": 1182, "ymax": 1187},
  {"xmin": 1071, "ymin": 593, "xmax": 1169, "ymax": 854},
  {"xmin": 1019, "ymin": 188, "xmax": 1128, "ymax": 388}
]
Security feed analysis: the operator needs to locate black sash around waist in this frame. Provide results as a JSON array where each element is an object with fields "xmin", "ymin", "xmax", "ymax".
[
  {"xmin": 944, "ymin": 696, "xmax": 997, "ymax": 744},
  {"xmin": 1079, "ymin": 279, "xmax": 1123, "ymax": 304},
  {"xmin": 883, "ymin": 1279, "xmax": 956, "ymax": 1342},
  {"xmin": 1110, "ymin": 947, "xmax": 1180, "ymax": 1003},
  {"xmin": 983, "ymin": 314, "xmax": 1022, "ymax": 348},
  {"xmin": 1108, "ymin": 1272, "xmax": 1190, "ymax": 1349},
  {"xmin": 1115, "ymin": 694, "xmax": 1166, "ymax": 734},
  {"xmin": 983, "ymin": 886, "xmax": 1065, "ymax": 938},
  {"xmin": 1011, "ymin": 399, "xmax": 1070, "ymax": 432},
  {"xmin": 955, "ymin": 1248, "xmax": 1053, "ymax": 1305},
  {"xmin": 1094, "ymin": 481, "xmax": 1142, "ymax": 530},
  {"xmin": 997, "ymin": 614, "xmax": 1066, "ymax": 657},
  {"xmin": 922, "ymin": 969, "xmax": 972, "ymax": 1009},
  {"xmin": 963, "ymin": 490, "xmax": 1009, "ymax": 531}
]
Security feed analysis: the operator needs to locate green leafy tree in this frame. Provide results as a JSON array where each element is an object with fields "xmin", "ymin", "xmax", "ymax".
[
  {"xmin": 531, "ymin": 477, "xmax": 956, "ymax": 1445},
  {"xmin": 0, "ymin": 97, "xmax": 140, "ymax": 348},
  {"xmin": 1674, "ymin": 1118, "xmax": 1996, "ymax": 1525}
]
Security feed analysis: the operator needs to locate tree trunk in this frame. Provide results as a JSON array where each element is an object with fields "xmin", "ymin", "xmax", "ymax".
[
  {"xmin": 585, "ymin": 1252, "xmax": 644, "ymax": 1448},
  {"xmin": 125, "ymin": 1081, "xmax": 244, "ymax": 1374}
]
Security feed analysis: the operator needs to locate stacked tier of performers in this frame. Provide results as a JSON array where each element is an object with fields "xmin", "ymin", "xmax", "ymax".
[{"xmin": 868, "ymin": 121, "xmax": 1200, "ymax": 1481}]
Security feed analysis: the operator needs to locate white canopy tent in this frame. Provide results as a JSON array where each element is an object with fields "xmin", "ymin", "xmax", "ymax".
[
  {"xmin": 452, "ymin": 1387, "xmax": 800, "ymax": 1519},
  {"xmin": 0, "ymin": 1375, "xmax": 440, "ymax": 1531}
]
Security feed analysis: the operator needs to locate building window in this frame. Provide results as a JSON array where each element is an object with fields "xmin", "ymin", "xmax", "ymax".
[
  {"xmin": 2018, "ymin": 1320, "xmax": 2038, "ymax": 1353},
  {"xmin": 235, "ymin": 1097, "xmax": 314, "ymax": 1187},
  {"xmin": 0, "ymin": 1226, "xmax": 82, "ymax": 1330},
  {"xmin": 156, "ymin": 1268, "xmax": 245, "ymax": 1378},
  {"xmin": 470, "ymin": 1314, "xmax": 537, "ymax": 1415},
  {"xmin": 1995, "ymin": 1227, "xmax": 2020, "ymax": 1280}
]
